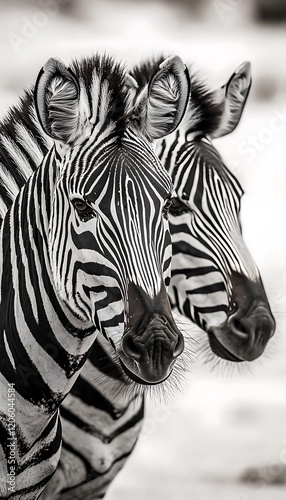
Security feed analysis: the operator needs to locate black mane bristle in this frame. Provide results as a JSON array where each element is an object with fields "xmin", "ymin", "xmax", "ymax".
[{"xmin": 70, "ymin": 54, "xmax": 129, "ymax": 137}]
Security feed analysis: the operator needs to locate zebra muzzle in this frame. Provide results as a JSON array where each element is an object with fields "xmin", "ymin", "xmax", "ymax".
[
  {"xmin": 207, "ymin": 271, "xmax": 275, "ymax": 362},
  {"xmin": 120, "ymin": 282, "xmax": 184, "ymax": 384}
]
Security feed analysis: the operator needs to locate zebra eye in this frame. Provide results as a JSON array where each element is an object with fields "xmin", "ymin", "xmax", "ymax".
[
  {"xmin": 72, "ymin": 199, "xmax": 94, "ymax": 221},
  {"xmin": 169, "ymin": 198, "xmax": 189, "ymax": 217},
  {"xmin": 162, "ymin": 197, "xmax": 175, "ymax": 219}
]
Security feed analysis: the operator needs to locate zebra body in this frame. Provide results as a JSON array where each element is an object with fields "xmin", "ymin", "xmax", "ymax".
[
  {"xmin": 39, "ymin": 60, "xmax": 276, "ymax": 499},
  {"xmin": 0, "ymin": 54, "xmax": 190, "ymax": 498}
]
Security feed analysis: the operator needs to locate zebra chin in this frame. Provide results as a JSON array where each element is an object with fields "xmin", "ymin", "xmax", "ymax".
[{"xmin": 118, "ymin": 357, "xmax": 174, "ymax": 385}]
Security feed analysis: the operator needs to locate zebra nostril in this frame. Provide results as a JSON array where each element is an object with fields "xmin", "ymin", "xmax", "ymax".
[
  {"xmin": 229, "ymin": 317, "xmax": 250, "ymax": 339},
  {"xmin": 122, "ymin": 334, "xmax": 141, "ymax": 361},
  {"xmin": 234, "ymin": 319, "xmax": 248, "ymax": 334}
]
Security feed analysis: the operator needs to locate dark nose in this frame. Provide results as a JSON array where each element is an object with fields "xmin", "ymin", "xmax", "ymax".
[
  {"xmin": 226, "ymin": 271, "xmax": 276, "ymax": 360},
  {"xmin": 227, "ymin": 305, "xmax": 275, "ymax": 361},
  {"xmin": 208, "ymin": 272, "xmax": 276, "ymax": 362},
  {"xmin": 122, "ymin": 313, "xmax": 184, "ymax": 361},
  {"xmin": 121, "ymin": 282, "xmax": 184, "ymax": 384}
]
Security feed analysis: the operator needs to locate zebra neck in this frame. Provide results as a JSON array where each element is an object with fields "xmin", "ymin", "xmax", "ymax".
[{"xmin": 0, "ymin": 151, "xmax": 96, "ymax": 418}]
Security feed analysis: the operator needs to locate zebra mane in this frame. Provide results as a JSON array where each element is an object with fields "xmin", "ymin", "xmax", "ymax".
[
  {"xmin": 0, "ymin": 89, "xmax": 50, "ymax": 220},
  {"xmin": 0, "ymin": 54, "xmax": 130, "ymax": 222},
  {"xmin": 68, "ymin": 54, "xmax": 129, "ymax": 135},
  {"xmin": 131, "ymin": 57, "xmax": 224, "ymax": 136}
]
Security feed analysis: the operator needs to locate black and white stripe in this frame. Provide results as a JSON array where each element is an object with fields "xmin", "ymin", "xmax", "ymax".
[{"xmin": 162, "ymin": 133, "xmax": 258, "ymax": 329}]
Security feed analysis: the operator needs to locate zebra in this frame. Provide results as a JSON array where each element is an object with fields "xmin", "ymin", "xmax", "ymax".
[
  {"xmin": 132, "ymin": 57, "xmax": 275, "ymax": 362},
  {"xmin": 0, "ymin": 53, "xmax": 191, "ymax": 498},
  {"xmin": 39, "ymin": 60, "xmax": 276, "ymax": 499}
]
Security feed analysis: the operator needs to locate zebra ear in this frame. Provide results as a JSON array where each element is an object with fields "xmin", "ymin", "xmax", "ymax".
[
  {"xmin": 133, "ymin": 56, "xmax": 190, "ymax": 141},
  {"xmin": 34, "ymin": 58, "xmax": 81, "ymax": 144},
  {"xmin": 212, "ymin": 61, "xmax": 252, "ymax": 139}
]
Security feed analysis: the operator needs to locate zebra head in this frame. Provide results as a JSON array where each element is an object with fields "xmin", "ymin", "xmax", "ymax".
[
  {"xmin": 131, "ymin": 60, "xmax": 275, "ymax": 363},
  {"xmin": 34, "ymin": 55, "xmax": 190, "ymax": 385}
]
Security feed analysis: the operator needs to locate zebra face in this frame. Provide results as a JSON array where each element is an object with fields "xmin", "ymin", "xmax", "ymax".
[
  {"xmin": 164, "ymin": 61, "xmax": 275, "ymax": 362},
  {"xmin": 34, "ymin": 55, "xmax": 190, "ymax": 385},
  {"xmin": 50, "ymin": 134, "xmax": 174, "ymax": 325},
  {"xmin": 168, "ymin": 136, "xmax": 275, "ymax": 361}
]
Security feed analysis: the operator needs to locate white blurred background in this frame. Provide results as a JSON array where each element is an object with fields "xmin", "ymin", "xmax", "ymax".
[{"xmin": 0, "ymin": 0, "xmax": 286, "ymax": 498}]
